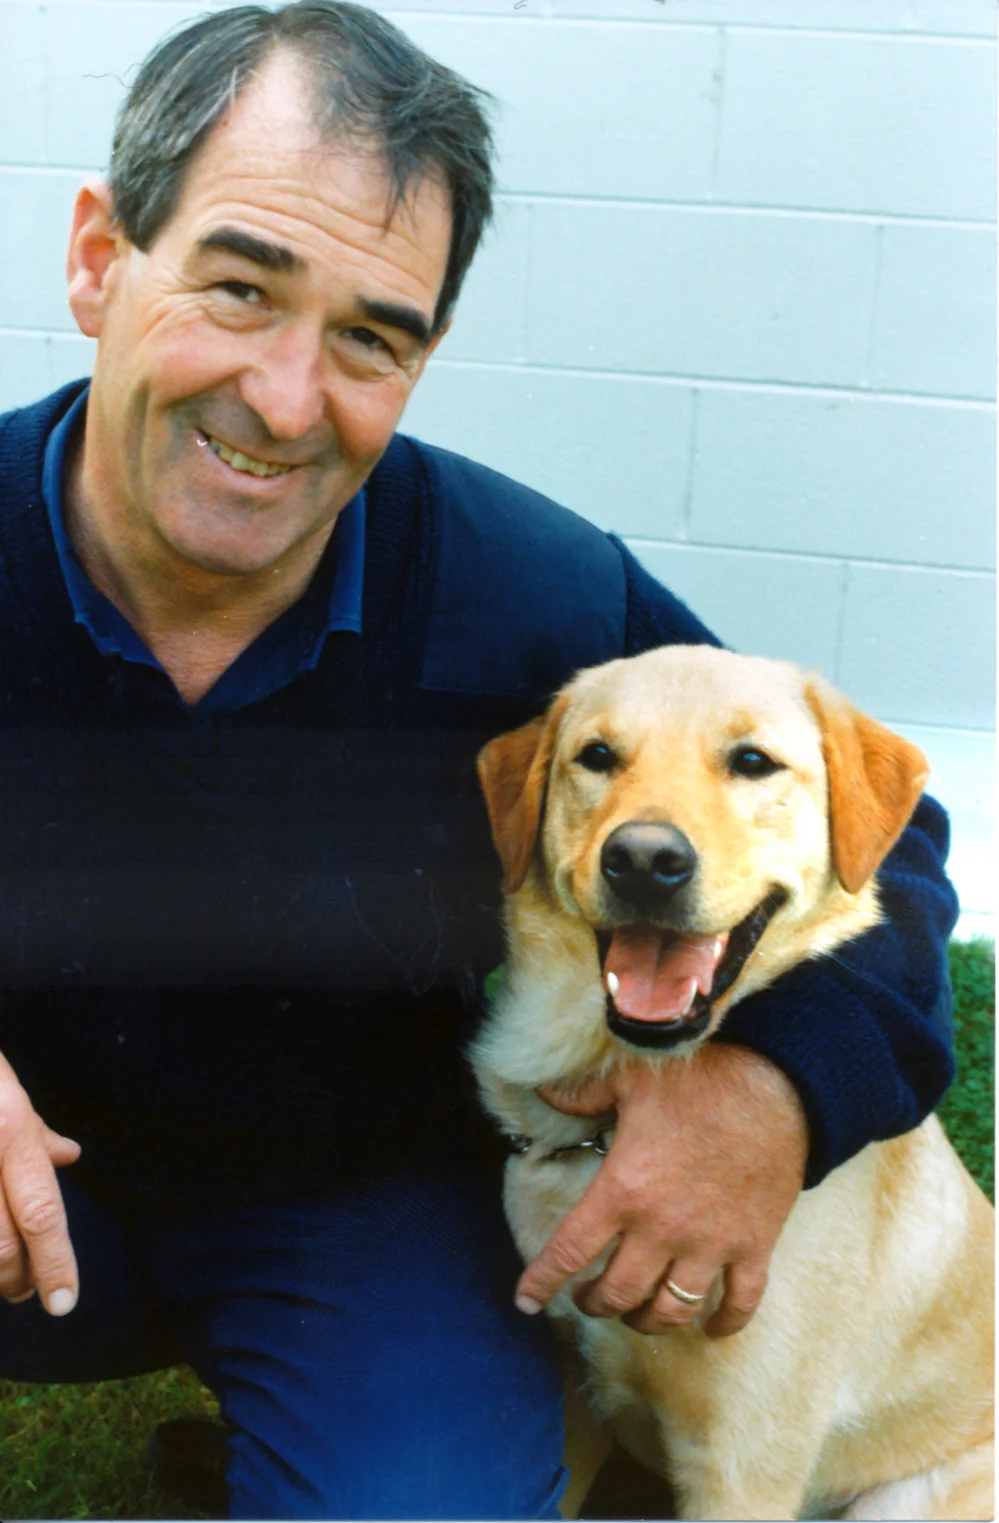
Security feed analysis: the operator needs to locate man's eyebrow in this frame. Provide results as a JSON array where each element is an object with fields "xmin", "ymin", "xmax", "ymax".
[
  {"xmin": 359, "ymin": 298, "xmax": 432, "ymax": 349},
  {"xmin": 194, "ymin": 231, "xmax": 433, "ymax": 345},
  {"xmin": 196, "ymin": 228, "xmax": 302, "ymax": 274}
]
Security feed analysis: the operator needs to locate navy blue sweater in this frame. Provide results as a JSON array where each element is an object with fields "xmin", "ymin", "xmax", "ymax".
[{"xmin": 0, "ymin": 384, "xmax": 958, "ymax": 1202}]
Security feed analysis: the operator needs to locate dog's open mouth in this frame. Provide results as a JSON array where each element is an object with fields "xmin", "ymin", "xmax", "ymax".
[{"xmin": 595, "ymin": 889, "xmax": 788, "ymax": 1050}]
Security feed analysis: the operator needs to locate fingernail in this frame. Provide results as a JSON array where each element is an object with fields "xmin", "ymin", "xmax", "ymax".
[
  {"xmin": 9, "ymin": 1289, "xmax": 36, "ymax": 1305},
  {"xmin": 515, "ymin": 1294, "xmax": 544, "ymax": 1316},
  {"xmin": 47, "ymin": 1288, "xmax": 77, "ymax": 1317}
]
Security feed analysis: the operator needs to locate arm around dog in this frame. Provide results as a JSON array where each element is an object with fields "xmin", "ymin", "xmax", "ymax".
[{"xmin": 719, "ymin": 793, "xmax": 958, "ymax": 1185}]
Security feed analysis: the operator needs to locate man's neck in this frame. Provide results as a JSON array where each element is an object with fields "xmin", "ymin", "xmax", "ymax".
[{"xmin": 64, "ymin": 442, "xmax": 335, "ymax": 706}]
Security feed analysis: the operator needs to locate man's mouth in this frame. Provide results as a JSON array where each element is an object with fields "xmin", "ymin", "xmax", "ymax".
[
  {"xmin": 595, "ymin": 889, "xmax": 788, "ymax": 1051},
  {"xmin": 199, "ymin": 432, "xmax": 295, "ymax": 479}
]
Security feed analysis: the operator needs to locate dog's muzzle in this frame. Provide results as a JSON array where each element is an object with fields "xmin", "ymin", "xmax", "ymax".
[{"xmin": 596, "ymin": 887, "xmax": 789, "ymax": 1051}]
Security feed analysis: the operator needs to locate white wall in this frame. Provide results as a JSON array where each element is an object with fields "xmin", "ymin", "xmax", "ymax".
[{"xmin": 1, "ymin": 0, "xmax": 994, "ymax": 933}]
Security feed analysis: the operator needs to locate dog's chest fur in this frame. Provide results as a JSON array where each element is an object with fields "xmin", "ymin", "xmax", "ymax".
[{"xmin": 471, "ymin": 879, "xmax": 992, "ymax": 1520}]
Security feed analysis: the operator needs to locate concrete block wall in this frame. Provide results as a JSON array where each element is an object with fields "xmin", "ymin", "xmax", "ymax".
[{"xmin": 0, "ymin": 0, "xmax": 994, "ymax": 933}]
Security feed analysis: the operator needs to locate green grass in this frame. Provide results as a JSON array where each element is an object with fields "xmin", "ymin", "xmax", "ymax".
[
  {"xmin": 0, "ymin": 940, "xmax": 993, "ymax": 1521},
  {"xmin": 938, "ymin": 937, "xmax": 994, "ymax": 1200},
  {"xmin": 0, "ymin": 1365, "xmax": 217, "ymax": 1520}
]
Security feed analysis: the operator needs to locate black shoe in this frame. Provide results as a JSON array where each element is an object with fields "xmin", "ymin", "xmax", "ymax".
[{"xmin": 144, "ymin": 1416, "xmax": 231, "ymax": 1518}]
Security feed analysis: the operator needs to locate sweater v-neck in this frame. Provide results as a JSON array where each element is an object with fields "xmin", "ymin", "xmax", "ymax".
[{"xmin": 0, "ymin": 381, "xmax": 435, "ymax": 730}]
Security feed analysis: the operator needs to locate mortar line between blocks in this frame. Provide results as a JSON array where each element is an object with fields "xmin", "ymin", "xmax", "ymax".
[
  {"xmin": 679, "ymin": 390, "xmax": 699, "ymax": 543},
  {"xmin": 520, "ymin": 202, "xmax": 534, "ymax": 364},
  {"xmin": 619, "ymin": 539, "xmax": 994, "ymax": 578},
  {"xmin": 832, "ymin": 561, "xmax": 851, "ymax": 685},
  {"xmin": 708, "ymin": 26, "xmax": 728, "ymax": 202},
  {"xmin": 422, "ymin": 357, "xmax": 997, "ymax": 410},
  {"xmin": 863, "ymin": 224, "xmax": 886, "ymax": 390}
]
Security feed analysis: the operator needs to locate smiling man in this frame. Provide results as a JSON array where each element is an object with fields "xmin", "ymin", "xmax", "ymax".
[
  {"xmin": 0, "ymin": 4, "xmax": 959, "ymax": 1520},
  {"xmin": 67, "ymin": 47, "xmax": 452, "ymax": 702}
]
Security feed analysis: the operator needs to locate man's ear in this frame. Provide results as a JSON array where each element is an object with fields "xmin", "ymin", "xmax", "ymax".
[
  {"xmin": 66, "ymin": 179, "xmax": 125, "ymax": 338},
  {"xmin": 805, "ymin": 677, "xmax": 929, "ymax": 895},
  {"xmin": 476, "ymin": 696, "xmax": 568, "ymax": 894}
]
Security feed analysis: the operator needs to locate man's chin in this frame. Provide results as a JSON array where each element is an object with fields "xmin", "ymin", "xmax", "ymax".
[{"xmin": 154, "ymin": 510, "xmax": 331, "ymax": 584}]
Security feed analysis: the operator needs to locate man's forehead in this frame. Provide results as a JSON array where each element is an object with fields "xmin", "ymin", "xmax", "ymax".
[
  {"xmin": 207, "ymin": 47, "xmax": 324, "ymax": 155},
  {"xmin": 142, "ymin": 81, "xmax": 446, "ymax": 320},
  {"xmin": 178, "ymin": 54, "xmax": 382, "ymax": 208},
  {"xmin": 170, "ymin": 57, "xmax": 449, "ymax": 254}
]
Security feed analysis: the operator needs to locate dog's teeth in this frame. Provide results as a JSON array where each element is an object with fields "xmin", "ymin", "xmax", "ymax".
[
  {"xmin": 713, "ymin": 938, "xmax": 724, "ymax": 959},
  {"xmin": 606, "ymin": 971, "xmax": 620, "ymax": 998},
  {"xmin": 682, "ymin": 978, "xmax": 698, "ymax": 1015}
]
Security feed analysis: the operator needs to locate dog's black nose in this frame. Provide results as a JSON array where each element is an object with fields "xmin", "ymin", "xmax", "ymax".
[{"xmin": 600, "ymin": 822, "xmax": 696, "ymax": 910}]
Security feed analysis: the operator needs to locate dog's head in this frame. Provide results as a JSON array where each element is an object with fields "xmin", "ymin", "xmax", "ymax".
[{"xmin": 477, "ymin": 646, "xmax": 928, "ymax": 1055}]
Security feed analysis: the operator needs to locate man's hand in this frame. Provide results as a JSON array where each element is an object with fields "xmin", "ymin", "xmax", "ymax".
[
  {"xmin": 514, "ymin": 1043, "xmax": 807, "ymax": 1338},
  {"xmin": 0, "ymin": 1050, "xmax": 80, "ymax": 1315}
]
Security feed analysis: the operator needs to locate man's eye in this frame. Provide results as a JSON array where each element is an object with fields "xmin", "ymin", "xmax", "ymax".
[
  {"xmin": 346, "ymin": 327, "xmax": 388, "ymax": 352},
  {"xmin": 218, "ymin": 281, "xmax": 264, "ymax": 304}
]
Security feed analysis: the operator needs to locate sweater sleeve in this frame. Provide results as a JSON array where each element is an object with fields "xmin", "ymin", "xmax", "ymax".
[{"xmin": 615, "ymin": 535, "xmax": 959, "ymax": 1185}]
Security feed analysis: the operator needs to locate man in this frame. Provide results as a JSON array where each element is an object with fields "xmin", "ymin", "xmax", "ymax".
[{"xmin": 0, "ymin": 3, "xmax": 957, "ymax": 1518}]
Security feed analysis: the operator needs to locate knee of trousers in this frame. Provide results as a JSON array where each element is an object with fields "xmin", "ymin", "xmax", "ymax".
[
  {"xmin": 225, "ymin": 1412, "xmax": 569, "ymax": 1521},
  {"xmin": 219, "ymin": 1321, "xmax": 569, "ymax": 1522}
]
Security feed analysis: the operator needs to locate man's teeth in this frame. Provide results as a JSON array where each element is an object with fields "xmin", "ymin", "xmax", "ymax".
[{"xmin": 205, "ymin": 435, "xmax": 291, "ymax": 478}]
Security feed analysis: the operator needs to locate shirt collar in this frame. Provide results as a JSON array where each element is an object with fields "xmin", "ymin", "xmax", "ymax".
[{"xmin": 41, "ymin": 385, "xmax": 366, "ymax": 712}]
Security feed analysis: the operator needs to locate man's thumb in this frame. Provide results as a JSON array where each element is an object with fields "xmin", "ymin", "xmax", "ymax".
[{"xmin": 535, "ymin": 1077, "xmax": 618, "ymax": 1116}]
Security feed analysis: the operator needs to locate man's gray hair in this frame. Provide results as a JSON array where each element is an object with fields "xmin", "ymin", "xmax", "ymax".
[{"xmin": 108, "ymin": 1, "xmax": 495, "ymax": 331}]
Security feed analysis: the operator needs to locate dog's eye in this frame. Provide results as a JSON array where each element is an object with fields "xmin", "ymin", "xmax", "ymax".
[
  {"xmin": 729, "ymin": 746, "xmax": 785, "ymax": 779},
  {"xmin": 576, "ymin": 741, "xmax": 618, "ymax": 773}
]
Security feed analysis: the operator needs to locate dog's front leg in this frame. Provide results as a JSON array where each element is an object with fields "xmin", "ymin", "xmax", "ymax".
[
  {"xmin": 666, "ymin": 1434, "xmax": 810, "ymax": 1522},
  {"xmin": 643, "ymin": 1328, "xmax": 830, "ymax": 1523},
  {"xmin": 673, "ymin": 1472, "xmax": 803, "ymax": 1522},
  {"xmin": 555, "ymin": 1335, "xmax": 613, "ymax": 1519}
]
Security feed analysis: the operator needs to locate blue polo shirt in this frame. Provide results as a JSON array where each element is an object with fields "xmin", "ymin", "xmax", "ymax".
[{"xmin": 41, "ymin": 388, "xmax": 366, "ymax": 715}]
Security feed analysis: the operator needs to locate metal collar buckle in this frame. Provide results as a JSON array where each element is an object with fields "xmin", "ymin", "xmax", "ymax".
[{"xmin": 505, "ymin": 1129, "xmax": 614, "ymax": 1163}]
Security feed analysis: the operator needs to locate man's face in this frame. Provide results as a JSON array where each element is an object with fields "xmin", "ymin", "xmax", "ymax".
[{"xmin": 72, "ymin": 50, "xmax": 451, "ymax": 580}]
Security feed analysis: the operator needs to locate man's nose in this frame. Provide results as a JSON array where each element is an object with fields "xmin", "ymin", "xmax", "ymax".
[{"xmin": 239, "ymin": 327, "xmax": 330, "ymax": 442}]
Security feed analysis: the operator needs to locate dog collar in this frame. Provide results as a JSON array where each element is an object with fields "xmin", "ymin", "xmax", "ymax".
[{"xmin": 505, "ymin": 1128, "xmax": 614, "ymax": 1164}]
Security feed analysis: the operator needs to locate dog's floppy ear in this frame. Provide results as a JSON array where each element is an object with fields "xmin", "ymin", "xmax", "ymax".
[
  {"xmin": 476, "ymin": 697, "xmax": 568, "ymax": 893},
  {"xmin": 805, "ymin": 678, "xmax": 929, "ymax": 894}
]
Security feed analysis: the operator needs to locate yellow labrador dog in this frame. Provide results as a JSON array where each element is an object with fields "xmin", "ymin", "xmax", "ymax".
[{"xmin": 472, "ymin": 646, "xmax": 993, "ymax": 1522}]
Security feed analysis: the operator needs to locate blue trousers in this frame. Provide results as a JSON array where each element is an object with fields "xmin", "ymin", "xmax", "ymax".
[{"xmin": 0, "ymin": 1162, "xmax": 567, "ymax": 1519}]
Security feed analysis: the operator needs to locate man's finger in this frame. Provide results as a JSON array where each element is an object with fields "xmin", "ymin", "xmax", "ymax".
[
  {"xmin": 624, "ymin": 1258, "xmax": 719, "ymax": 1335},
  {"xmin": 535, "ymin": 1077, "xmax": 618, "ymax": 1117},
  {"xmin": 571, "ymin": 1235, "xmax": 663, "ymax": 1319},
  {"xmin": 42, "ymin": 1126, "xmax": 82, "ymax": 1169},
  {"xmin": 516, "ymin": 1192, "xmax": 617, "ymax": 1312},
  {"xmin": 2, "ymin": 1136, "xmax": 78, "ymax": 1317},
  {"xmin": 0, "ymin": 1185, "xmax": 32, "ymax": 1303},
  {"xmin": 704, "ymin": 1258, "xmax": 769, "ymax": 1339}
]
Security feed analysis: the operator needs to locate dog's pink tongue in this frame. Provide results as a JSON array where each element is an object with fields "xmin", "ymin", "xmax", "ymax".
[{"xmin": 605, "ymin": 930, "xmax": 728, "ymax": 1023}]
